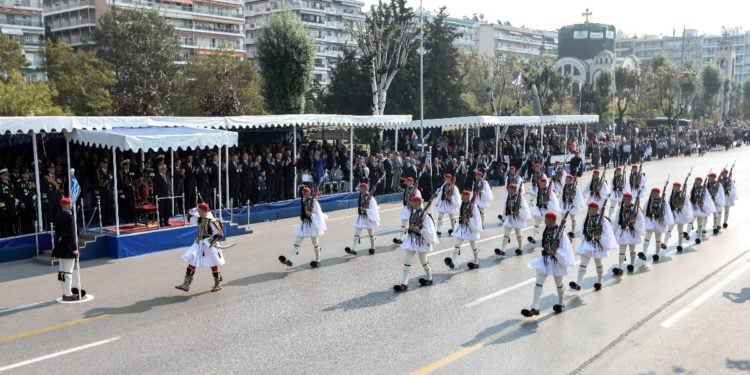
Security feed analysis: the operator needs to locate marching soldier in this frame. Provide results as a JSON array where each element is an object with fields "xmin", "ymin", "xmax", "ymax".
[
  {"xmin": 15, "ymin": 169, "xmax": 36, "ymax": 234},
  {"xmin": 505, "ymin": 166, "xmax": 522, "ymax": 188},
  {"xmin": 690, "ymin": 177, "xmax": 715, "ymax": 244},
  {"xmin": 569, "ymin": 202, "xmax": 617, "ymax": 292},
  {"xmin": 118, "ymin": 160, "xmax": 136, "ymax": 223},
  {"xmin": 640, "ymin": 187, "xmax": 674, "ymax": 263},
  {"xmin": 42, "ymin": 162, "xmax": 65, "ymax": 230},
  {"xmin": 664, "ymin": 182, "xmax": 693, "ymax": 253},
  {"xmin": 523, "ymin": 212, "xmax": 576, "ymax": 316},
  {"xmin": 0, "ymin": 168, "xmax": 18, "ymax": 237},
  {"xmin": 718, "ymin": 168, "xmax": 738, "ymax": 229},
  {"xmin": 434, "ymin": 173, "xmax": 460, "ymax": 236},
  {"xmin": 528, "ymin": 177, "xmax": 560, "ymax": 246},
  {"xmin": 345, "ymin": 183, "xmax": 380, "ymax": 256},
  {"xmin": 445, "ymin": 190, "xmax": 483, "ymax": 270},
  {"xmin": 95, "ymin": 159, "xmax": 114, "ymax": 225},
  {"xmin": 627, "ymin": 164, "xmax": 647, "ymax": 193},
  {"xmin": 393, "ymin": 177, "xmax": 420, "ymax": 244},
  {"xmin": 495, "ymin": 183, "xmax": 531, "ymax": 257},
  {"xmin": 611, "ymin": 192, "xmax": 645, "ymax": 275},
  {"xmin": 705, "ymin": 172, "xmax": 726, "ymax": 235},
  {"xmin": 394, "ymin": 195, "xmax": 439, "ymax": 292},
  {"xmin": 279, "ymin": 186, "xmax": 328, "ymax": 268},
  {"xmin": 527, "ymin": 162, "xmax": 548, "ymax": 201},
  {"xmin": 584, "ymin": 169, "xmax": 610, "ymax": 208},
  {"xmin": 608, "ymin": 166, "xmax": 629, "ymax": 217},
  {"xmin": 558, "ymin": 175, "xmax": 585, "ymax": 238},
  {"xmin": 549, "ymin": 161, "xmax": 567, "ymax": 194},
  {"xmin": 472, "ymin": 170, "xmax": 493, "ymax": 227},
  {"xmin": 176, "ymin": 203, "xmax": 225, "ymax": 292}
]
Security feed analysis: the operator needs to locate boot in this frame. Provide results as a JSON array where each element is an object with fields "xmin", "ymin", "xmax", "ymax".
[
  {"xmin": 175, "ymin": 267, "xmax": 195, "ymax": 292},
  {"xmin": 211, "ymin": 272, "xmax": 223, "ymax": 292}
]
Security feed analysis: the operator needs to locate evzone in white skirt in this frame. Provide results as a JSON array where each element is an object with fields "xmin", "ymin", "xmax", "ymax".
[
  {"xmin": 181, "ymin": 213, "xmax": 225, "ymax": 268},
  {"xmin": 528, "ymin": 233, "xmax": 576, "ymax": 277}
]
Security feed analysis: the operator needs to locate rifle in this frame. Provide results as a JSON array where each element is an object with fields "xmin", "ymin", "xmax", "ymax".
[
  {"xmin": 512, "ymin": 179, "xmax": 524, "ymax": 218},
  {"xmin": 546, "ymin": 210, "xmax": 571, "ymax": 258},
  {"xmin": 630, "ymin": 187, "xmax": 643, "ymax": 228},
  {"xmin": 661, "ymin": 174, "xmax": 670, "ymax": 202},
  {"xmin": 728, "ymin": 160, "xmax": 736, "ymax": 180}
]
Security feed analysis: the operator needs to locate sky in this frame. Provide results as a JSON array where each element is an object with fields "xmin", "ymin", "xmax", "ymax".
[{"xmin": 362, "ymin": 0, "xmax": 749, "ymax": 37}]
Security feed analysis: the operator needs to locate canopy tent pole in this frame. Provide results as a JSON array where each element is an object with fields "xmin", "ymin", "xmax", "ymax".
[
  {"xmin": 394, "ymin": 123, "xmax": 398, "ymax": 152},
  {"xmin": 495, "ymin": 125, "xmax": 499, "ymax": 161},
  {"xmin": 217, "ymin": 146, "xmax": 223, "ymax": 221},
  {"xmin": 522, "ymin": 124, "xmax": 527, "ymax": 160},
  {"xmin": 112, "ymin": 147, "xmax": 120, "ymax": 236},
  {"xmin": 349, "ymin": 125, "xmax": 354, "ymax": 192},
  {"xmin": 31, "ymin": 133, "xmax": 44, "ymax": 234},
  {"xmin": 293, "ymin": 123, "xmax": 297, "ymax": 198},
  {"xmin": 465, "ymin": 124, "xmax": 469, "ymax": 158},
  {"xmin": 540, "ymin": 123, "xmax": 545, "ymax": 153},
  {"xmin": 564, "ymin": 123, "xmax": 569, "ymax": 161},
  {"xmin": 170, "ymin": 148, "xmax": 175, "ymax": 216},
  {"xmin": 225, "ymin": 145, "xmax": 230, "ymax": 211},
  {"xmin": 583, "ymin": 122, "xmax": 588, "ymax": 156},
  {"xmin": 65, "ymin": 137, "xmax": 78, "ymax": 250}
]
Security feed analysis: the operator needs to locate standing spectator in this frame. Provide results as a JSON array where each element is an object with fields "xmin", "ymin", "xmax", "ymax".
[
  {"xmin": 173, "ymin": 158, "xmax": 185, "ymax": 213},
  {"xmin": 196, "ymin": 156, "xmax": 210, "ymax": 204},
  {"xmin": 94, "ymin": 159, "xmax": 114, "ymax": 225},
  {"xmin": 154, "ymin": 163, "xmax": 172, "ymax": 227},
  {"xmin": 184, "ymin": 154, "xmax": 197, "ymax": 208},
  {"xmin": 391, "ymin": 152, "xmax": 403, "ymax": 192},
  {"xmin": 228, "ymin": 154, "xmax": 242, "ymax": 207}
]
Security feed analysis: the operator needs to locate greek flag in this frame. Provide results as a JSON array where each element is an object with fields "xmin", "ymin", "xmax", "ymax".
[{"xmin": 71, "ymin": 172, "xmax": 81, "ymax": 203}]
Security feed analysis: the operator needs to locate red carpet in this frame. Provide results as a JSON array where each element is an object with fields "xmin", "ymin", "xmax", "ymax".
[{"xmin": 102, "ymin": 219, "xmax": 187, "ymax": 234}]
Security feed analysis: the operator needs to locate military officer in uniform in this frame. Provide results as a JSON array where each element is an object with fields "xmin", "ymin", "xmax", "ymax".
[
  {"xmin": 0, "ymin": 168, "xmax": 18, "ymax": 237},
  {"xmin": 95, "ymin": 160, "xmax": 114, "ymax": 225},
  {"xmin": 42, "ymin": 162, "xmax": 65, "ymax": 230},
  {"xmin": 118, "ymin": 160, "xmax": 136, "ymax": 223},
  {"xmin": 15, "ymin": 168, "xmax": 36, "ymax": 234}
]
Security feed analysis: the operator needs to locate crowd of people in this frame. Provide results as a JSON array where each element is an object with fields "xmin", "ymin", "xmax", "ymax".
[{"xmin": 1, "ymin": 122, "xmax": 748, "ymax": 239}]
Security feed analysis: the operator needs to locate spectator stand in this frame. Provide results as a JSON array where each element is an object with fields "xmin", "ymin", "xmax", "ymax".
[
  {"xmin": 0, "ymin": 117, "xmax": 113, "ymax": 262},
  {"xmin": 211, "ymin": 115, "xmax": 412, "ymax": 226},
  {"xmin": 63, "ymin": 124, "xmax": 242, "ymax": 259}
]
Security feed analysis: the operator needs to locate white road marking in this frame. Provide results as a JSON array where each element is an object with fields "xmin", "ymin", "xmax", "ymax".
[
  {"xmin": 0, "ymin": 337, "xmax": 121, "ymax": 372},
  {"xmin": 465, "ymin": 278, "xmax": 536, "ymax": 308},
  {"xmin": 0, "ymin": 301, "xmax": 48, "ymax": 314},
  {"xmin": 660, "ymin": 263, "xmax": 750, "ymax": 329}
]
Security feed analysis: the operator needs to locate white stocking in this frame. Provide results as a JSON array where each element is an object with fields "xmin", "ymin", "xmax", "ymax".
[
  {"xmin": 401, "ymin": 251, "xmax": 416, "ymax": 285},
  {"xmin": 419, "ymin": 252, "xmax": 432, "ymax": 281},
  {"xmin": 531, "ymin": 272, "xmax": 546, "ymax": 310},
  {"xmin": 288, "ymin": 236, "xmax": 303, "ymax": 262},
  {"xmin": 58, "ymin": 258, "xmax": 75, "ymax": 297}
]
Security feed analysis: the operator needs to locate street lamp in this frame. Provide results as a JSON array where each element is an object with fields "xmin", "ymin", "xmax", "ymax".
[{"xmin": 419, "ymin": 0, "xmax": 425, "ymax": 155}]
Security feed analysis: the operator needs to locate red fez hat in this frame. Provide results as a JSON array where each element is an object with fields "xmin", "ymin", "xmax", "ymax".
[
  {"xmin": 651, "ymin": 188, "xmax": 660, "ymax": 193},
  {"xmin": 475, "ymin": 170, "xmax": 483, "ymax": 176},
  {"xmin": 721, "ymin": 169, "xmax": 729, "ymax": 174},
  {"xmin": 509, "ymin": 166, "xmax": 516, "ymax": 171},
  {"xmin": 410, "ymin": 196, "xmax": 423, "ymax": 202},
  {"xmin": 588, "ymin": 202, "xmax": 599, "ymax": 209},
  {"xmin": 694, "ymin": 177, "xmax": 703, "ymax": 182},
  {"xmin": 302, "ymin": 186, "xmax": 311, "ymax": 193},
  {"xmin": 544, "ymin": 212, "xmax": 557, "ymax": 220},
  {"xmin": 359, "ymin": 183, "xmax": 368, "ymax": 188},
  {"xmin": 406, "ymin": 177, "xmax": 414, "ymax": 182},
  {"xmin": 593, "ymin": 169, "xmax": 600, "ymax": 175},
  {"xmin": 539, "ymin": 177, "xmax": 548, "ymax": 183},
  {"xmin": 534, "ymin": 162, "xmax": 541, "ymax": 166},
  {"xmin": 615, "ymin": 166, "xmax": 622, "ymax": 171},
  {"xmin": 198, "ymin": 202, "xmax": 210, "ymax": 211},
  {"xmin": 673, "ymin": 182, "xmax": 681, "ymax": 187},
  {"xmin": 631, "ymin": 164, "xmax": 638, "ymax": 169},
  {"xmin": 555, "ymin": 161, "xmax": 561, "ymax": 165},
  {"xmin": 59, "ymin": 197, "xmax": 71, "ymax": 205},
  {"xmin": 566, "ymin": 174, "xmax": 574, "ymax": 180},
  {"xmin": 422, "ymin": 163, "xmax": 428, "ymax": 167},
  {"xmin": 461, "ymin": 190, "xmax": 472, "ymax": 196},
  {"xmin": 508, "ymin": 184, "xmax": 518, "ymax": 190},
  {"xmin": 444, "ymin": 173, "xmax": 453, "ymax": 179},
  {"xmin": 708, "ymin": 172, "xmax": 717, "ymax": 178},
  {"xmin": 623, "ymin": 192, "xmax": 633, "ymax": 198}
]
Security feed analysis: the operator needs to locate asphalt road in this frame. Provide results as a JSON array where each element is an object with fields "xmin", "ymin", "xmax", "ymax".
[{"xmin": 1, "ymin": 147, "xmax": 748, "ymax": 375}]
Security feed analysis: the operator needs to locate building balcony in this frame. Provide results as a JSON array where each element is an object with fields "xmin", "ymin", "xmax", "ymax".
[
  {"xmin": 115, "ymin": 0, "xmax": 244, "ymax": 21},
  {"xmin": 1, "ymin": 0, "xmax": 42, "ymax": 9},
  {"xmin": 0, "ymin": 18, "xmax": 43, "ymax": 28},
  {"xmin": 44, "ymin": 0, "xmax": 95, "ymax": 14}
]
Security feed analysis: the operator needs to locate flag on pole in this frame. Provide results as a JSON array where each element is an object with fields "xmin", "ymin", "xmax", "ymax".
[
  {"xmin": 70, "ymin": 169, "xmax": 81, "ymax": 203},
  {"xmin": 512, "ymin": 72, "xmax": 523, "ymax": 86}
]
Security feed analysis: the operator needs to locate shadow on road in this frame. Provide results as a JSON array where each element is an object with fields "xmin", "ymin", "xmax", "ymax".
[
  {"xmin": 726, "ymin": 358, "xmax": 750, "ymax": 373},
  {"xmin": 322, "ymin": 290, "xmax": 398, "ymax": 312},
  {"xmin": 83, "ymin": 293, "xmax": 210, "ymax": 318},
  {"xmin": 723, "ymin": 288, "xmax": 750, "ymax": 304}
]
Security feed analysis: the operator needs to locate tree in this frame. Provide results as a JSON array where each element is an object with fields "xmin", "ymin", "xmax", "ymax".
[
  {"xmin": 460, "ymin": 53, "xmax": 523, "ymax": 115},
  {"xmin": 172, "ymin": 53, "xmax": 265, "ymax": 116},
  {"xmin": 0, "ymin": 71, "xmax": 65, "ymax": 115},
  {"xmin": 93, "ymin": 8, "xmax": 180, "ymax": 115},
  {"xmin": 350, "ymin": 0, "xmax": 418, "ymax": 115},
  {"xmin": 0, "ymin": 35, "xmax": 29, "ymax": 77},
  {"xmin": 322, "ymin": 49, "xmax": 371, "ymax": 115},
  {"xmin": 701, "ymin": 65, "xmax": 722, "ymax": 117},
  {"xmin": 522, "ymin": 55, "xmax": 566, "ymax": 115},
  {"xmin": 614, "ymin": 67, "xmax": 639, "ymax": 124},
  {"xmin": 581, "ymin": 71, "xmax": 612, "ymax": 122},
  {"xmin": 742, "ymin": 79, "xmax": 750, "ymax": 120},
  {"xmin": 256, "ymin": 9, "xmax": 315, "ymax": 114},
  {"xmin": 44, "ymin": 40, "xmax": 116, "ymax": 115}
]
